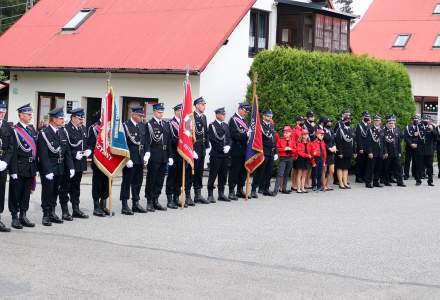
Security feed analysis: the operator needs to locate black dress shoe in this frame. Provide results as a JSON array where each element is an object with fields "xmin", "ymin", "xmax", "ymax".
[
  {"xmin": 218, "ymin": 191, "xmax": 229, "ymax": 202},
  {"xmin": 166, "ymin": 195, "xmax": 178, "ymax": 209},
  {"xmin": 390, "ymin": 179, "xmax": 397, "ymax": 183},
  {"xmin": 344, "ymin": 186, "xmax": 351, "ymax": 189},
  {"xmin": 42, "ymin": 216, "xmax": 52, "ymax": 226},
  {"xmin": 365, "ymin": 183, "xmax": 373, "ymax": 188},
  {"xmin": 121, "ymin": 207, "xmax": 134, "ymax": 215},
  {"xmin": 185, "ymin": 193, "xmax": 195, "ymax": 207},
  {"xmin": 251, "ymin": 191, "xmax": 258, "ymax": 198},
  {"xmin": 153, "ymin": 198, "xmax": 167, "ymax": 211},
  {"xmin": 384, "ymin": 183, "xmax": 392, "ymax": 187},
  {"xmin": 236, "ymin": 188, "xmax": 246, "ymax": 198},
  {"xmin": 11, "ymin": 218, "xmax": 23, "ymax": 229},
  {"xmin": 281, "ymin": 189, "xmax": 292, "ymax": 194},
  {"xmin": 93, "ymin": 208, "xmax": 106, "ymax": 217},
  {"xmin": 355, "ymin": 178, "xmax": 364, "ymax": 183},
  {"xmin": 62, "ymin": 212, "xmax": 73, "ymax": 221},
  {"xmin": 373, "ymin": 182, "xmax": 384, "ymax": 188},
  {"xmin": 416, "ymin": 181, "xmax": 422, "ymax": 186},
  {"xmin": 428, "ymin": 182, "xmax": 435, "ymax": 186},
  {"xmin": 72, "ymin": 209, "xmax": 89, "ymax": 219},
  {"xmin": 20, "ymin": 215, "xmax": 35, "ymax": 228},
  {"xmin": 0, "ymin": 220, "xmax": 11, "ymax": 232},
  {"xmin": 404, "ymin": 175, "xmax": 409, "ymax": 180},
  {"xmin": 132, "ymin": 202, "xmax": 147, "ymax": 213},
  {"xmin": 397, "ymin": 183, "xmax": 407, "ymax": 187},
  {"xmin": 228, "ymin": 192, "xmax": 238, "ymax": 201},
  {"xmin": 263, "ymin": 190, "xmax": 276, "ymax": 196},
  {"xmin": 51, "ymin": 213, "xmax": 64, "ymax": 224}
]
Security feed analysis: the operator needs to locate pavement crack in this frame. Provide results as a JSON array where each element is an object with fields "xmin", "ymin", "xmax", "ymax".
[{"xmin": 14, "ymin": 231, "xmax": 440, "ymax": 291}]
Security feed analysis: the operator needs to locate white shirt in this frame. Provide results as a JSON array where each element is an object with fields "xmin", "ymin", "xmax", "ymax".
[
  {"xmin": 154, "ymin": 117, "xmax": 163, "ymax": 126},
  {"xmin": 175, "ymin": 117, "xmax": 181, "ymax": 123},
  {"xmin": 215, "ymin": 119, "xmax": 223, "ymax": 125},
  {"xmin": 49, "ymin": 124, "xmax": 58, "ymax": 134},
  {"xmin": 130, "ymin": 118, "xmax": 138, "ymax": 127}
]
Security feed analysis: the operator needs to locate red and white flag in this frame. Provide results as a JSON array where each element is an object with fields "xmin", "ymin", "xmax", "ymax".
[{"xmin": 177, "ymin": 76, "xmax": 194, "ymax": 168}]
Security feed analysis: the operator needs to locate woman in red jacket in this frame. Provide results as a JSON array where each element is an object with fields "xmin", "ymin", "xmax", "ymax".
[
  {"xmin": 296, "ymin": 129, "xmax": 313, "ymax": 193},
  {"xmin": 273, "ymin": 126, "xmax": 296, "ymax": 195}
]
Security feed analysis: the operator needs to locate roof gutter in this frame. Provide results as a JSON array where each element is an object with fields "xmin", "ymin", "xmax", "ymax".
[
  {"xmin": 402, "ymin": 62, "xmax": 440, "ymax": 67},
  {"xmin": 0, "ymin": 66, "xmax": 201, "ymax": 76}
]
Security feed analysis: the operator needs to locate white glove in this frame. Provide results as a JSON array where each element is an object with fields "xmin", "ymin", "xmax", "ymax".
[
  {"xmin": 0, "ymin": 160, "xmax": 7, "ymax": 172},
  {"xmin": 75, "ymin": 152, "xmax": 84, "ymax": 160},
  {"xmin": 83, "ymin": 149, "xmax": 92, "ymax": 157},
  {"xmin": 223, "ymin": 145, "xmax": 231, "ymax": 154},
  {"xmin": 144, "ymin": 152, "xmax": 151, "ymax": 165},
  {"xmin": 126, "ymin": 160, "xmax": 134, "ymax": 168},
  {"xmin": 45, "ymin": 173, "xmax": 54, "ymax": 180},
  {"xmin": 69, "ymin": 169, "xmax": 75, "ymax": 178},
  {"xmin": 193, "ymin": 151, "xmax": 199, "ymax": 160},
  {"xmin": 168, "ymin": 158, "xmax": 174, "ymax": 166},
  {"xmin": 274, "ymin": 154, "xmax": 279, "ymax": 161},
  {"xmin": 11, "ymin": 174, "xmax": 18, "ymax": 180}
]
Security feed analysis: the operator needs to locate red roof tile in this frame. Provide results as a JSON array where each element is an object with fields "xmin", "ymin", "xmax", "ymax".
[
  {"xmin": 351, "ymin": 0, "xmax": 440, "ymax": 64},
  {"xmin": 0, "ymin": 0, "xmax": 256, "ymax": 73}
]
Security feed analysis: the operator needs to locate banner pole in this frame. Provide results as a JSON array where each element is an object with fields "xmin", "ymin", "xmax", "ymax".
[
  {"xmin": 108, "ymin": 177, "xmax": 113, "ymax": 217},
  {"xmin": 245, "ymin": 172, "xmax": 250, "ymax": 201},
  {"xmin": 181, "ymin": 161, "xmax": 186, "ymax": 208}
]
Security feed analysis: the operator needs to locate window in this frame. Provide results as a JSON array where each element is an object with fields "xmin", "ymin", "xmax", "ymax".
[
  {"xmin": 433, "ymin": 3, "xmax": 440, "ymax": 15},
  {"xmin": 314, "ymin": 14, "xmax": 324, "ymax": 48},
  {"xmin": 37, "ymin": 92, "xmax": 65, "ymax": 129},
  {"xmin": 323, "ymin": 16, "xmax": 333, "ymax": 51},
  {"xmin": 332, "ymin": 18, "xmax": 341, "ymax": 51},
  {"xmin": 249, "ymin": 9, "xmax": 269, "ymax": 57},
  {"xmin": 122, "ymin": 97, "xmax": 158, "ymax": 123},
  {"xmin": 62, "ymin": 8, "xmax": 95, "ymax": 31},
  {"xmin": 393, "ymin": 34, "xmax": 411, "ymax": 48},
  {"xmin": 433, "ymin": 35, "xmax": 440, "ymax": 48},
  {"xmin": 340, "ymin": 19, "xmax": 349, "ymax": 51}
]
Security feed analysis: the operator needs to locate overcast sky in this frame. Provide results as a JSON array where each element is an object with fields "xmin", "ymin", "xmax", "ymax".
[{"xmin": 351, "ymin": 0, "xmax": 373, "ymax": 16}]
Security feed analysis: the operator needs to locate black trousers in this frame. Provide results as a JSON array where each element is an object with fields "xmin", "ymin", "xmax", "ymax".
[
  {"xmin": 60, "ymin": 171, "xmax": 83, "ymax": 207},
  {"xmin": 365, "ymin": 157, "xmax": 382, "ymax": 184},
  {"xmin": 383, "ymin": 157, "xmax": 403, "ymax": 184},
  {"xmin": 423, "ymin": 155, "xmax": 433, "ymax": 182},
  {"xmin": 120, "ymin": 164, "xmax": 143, "ymax": 202},
  {"xmin": 41, "ymin": 174, "xmax": 64, "ymax": 215},
  {"xmin": 355, "ymin": 152, "xmax": 367, "ymax": 180},
  {"xmin": 207, "ymin": 156, "xmax": 229, "ymax": 191},
  {"xmin": 437, "ymin": 148, "xmax": 440, "ymax": 174},
  {"xmin": 252, "ymin": 155, "xmax": 274, "ymax": 191},
  {"xmin": 228, "ymin": 154, "xmax": 246, "ymax": 190},
  {"xmin": 92, "ymin": 164, "xmax": 108, "ymax": 201},
  {"xmin": 166, "ymin": 157, "xmax": 183, "ymax": 196},
  {"xmin": 145, "ymin": 160, "xmax": 167, "ymax": 200},
  {"xmin": 413, "ymin": 154, "xmax": 432, "ymax": 182},
  {"xmin": 404, "ymin": 145, "xmax": 416, "ymax": 178},
  {"xmin": 188, "ymin": 154, "xmax": 205, "ymax": 191},
  {"xmin": 0, "ymin": 171, "xmax": 7, "ymax": 214},
  {"xmin": 8, "ymin": 176, "xmax": 33, "ymax": 215}
]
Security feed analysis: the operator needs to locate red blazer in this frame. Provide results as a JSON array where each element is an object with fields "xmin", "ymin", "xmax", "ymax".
[
  {"xmin": 276, "ymin": 134, "xmax": 296, "ymax": 158},
  {"xmin": 311, "ymin": 139, "xmax": 327, "ymax": 165},
  {"xmin": 297, "ymin": 141, "xmax": 313, "ymax": 160}
]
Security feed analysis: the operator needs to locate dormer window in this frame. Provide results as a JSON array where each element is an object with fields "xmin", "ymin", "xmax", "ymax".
[
  {"xmin": 393, "ymin": 34, "xmax": 411, "ymax": 48},
  {"xmin": 62, "ymin": 8, "xmax": 95, "ymax": 31},
  {"xmin": 433, "ymin": 4, "xmax": 440, "ymax": 15},
  {"xmin": 433, "ymin": 35, "xmax": 440, "ymax": 48}
]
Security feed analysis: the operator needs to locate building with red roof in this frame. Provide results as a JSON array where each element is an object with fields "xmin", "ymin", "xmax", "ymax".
[
  {"xmin": 0, "ymin": 0, "xmax": 352, "ymax": 126},
  {"xmin": 352, "ymin": 0, "xmax": 440, "ymax": 122}
]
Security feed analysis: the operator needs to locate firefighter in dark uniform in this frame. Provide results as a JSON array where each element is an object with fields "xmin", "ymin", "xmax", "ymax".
[
  {"xmin": 412, "ymin": 115, "xmax": 431, "ymax": 186},
  {"xmin": 333, "ymin": 108, "xmax": 351, "ymax": 185},
  {"xmin": 382, "ymin": 115, "xmax": 406, "ymax": 187},
  {"xmin": 207, "ymin": 107, "xmax": 231, "ymax": 203},
  {"xmin": 8, "ymin": 104, "xmax": 38, "ymax": 230},
  {"xmin": 304, "ymin": 110, "xmax": 317, "ymax": 141},
  {"xmin": 88, "ymin": 120, "xmax": 109, "ymax": 217},
  {"xmin": 0, "ymin": 102, "xmax": 14, "ymax": 232},
  {"xmin": 419, "ymin": 115, "xmax": 435, "ymax": 186},
  {"xmin": 188, "ymin": 97, "xmax": 210, "ymax": 204},
  {"xmin": 37, "ymin": 107, "xmax": 75, "ymax": 226},
  {"xmin": 227, "ymin": 102, "xmax": 250, "ymax": 200},
  {"xmin": 59, "ymin": 108, "xmax": 90, "ymax": 220},
  {"xmin": 165, "ymin": 104, "xmax": 183, "ymax": 209},
  {"xmin": 355, "ymin": 112, "xmax": 371, "ymax": 183},
  {"xmin": 144, "ymin": 103, "xmax": 172, "ymax": 212},
  {"xmin": 364, "ymin": 115, "xmax": 384, "ymax": 188},
  {"xmin": 435, "ymin": 123, "xmax": 440, "ymax": 178},
  {"xmin": 335, "ymin": 114, "xmax": 354, "ymax": 189},
  {"xmin": 403, "ymin": 115, "xmax": 420, "ymax": 180},
  {"xmin": 251, "ymin": 109, "xmax": 278, "ymax": 198},
  {"xmin": 119, "ymin": 106, "xmax": 148, "ymax": 215}
]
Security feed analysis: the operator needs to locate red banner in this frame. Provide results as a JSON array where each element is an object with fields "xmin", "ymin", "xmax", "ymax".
[
  {"xmin": 177, "ymin": 78, "xmax": 194, "ymax": 169},
  {"xmin": 93, "ymin": 86, "xmax": 130, "ymax": 178}
]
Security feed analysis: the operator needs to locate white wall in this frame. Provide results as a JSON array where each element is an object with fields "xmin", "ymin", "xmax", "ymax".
[
  {"xmin": 199, "ymin": 0, "xmax": 277, "ymax": 123},
  {"xmin": 406, "ymin": 65, "xmax": 440, "ymax": 123},
  {"xmin": 7, "ymin": 71, "xmax": 200, "ymax": 125}
]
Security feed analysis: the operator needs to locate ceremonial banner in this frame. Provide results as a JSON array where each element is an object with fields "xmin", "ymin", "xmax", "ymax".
[
  {"xmin": 93, "ymin": 86, "xmax": 130, "ymax": 178},
  {"xmin": 177, "ymin": 77, "xmax": 194, "ymax": 169},
  {"xmin": 244, "ymin": 94, "xmax": 265, "ymax": 174}
]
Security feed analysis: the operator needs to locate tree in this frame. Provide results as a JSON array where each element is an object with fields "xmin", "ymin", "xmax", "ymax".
[{"xmin": 335, "ymin": 0, "xmax": 354, "ymax": 14}]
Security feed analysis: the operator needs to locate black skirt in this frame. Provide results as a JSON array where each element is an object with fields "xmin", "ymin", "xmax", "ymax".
[
  {"xmin": 326, "ymin": 152, "xmax": 335, "ymax": 165},
  {"xmin": 296, "ymin": 156, "xmax": 311, "ymax": 170},
  {"xmin": 335, "ymin": 157, "xmax": 351, "ymax": 170}
]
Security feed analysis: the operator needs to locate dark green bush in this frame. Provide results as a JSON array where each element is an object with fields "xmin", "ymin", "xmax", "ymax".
[{"xmin": 247, "ymin": 47, "xmax": 415, "ymax": 130}]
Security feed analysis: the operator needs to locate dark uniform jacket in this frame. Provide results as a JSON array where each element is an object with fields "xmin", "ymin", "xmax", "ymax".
[
  {"xmin": 323, "ymin": 127, "xmax": 335, "ymax": 153},
  {"xmin": 64, "ymin": 121, "xmax": 89, "ymax": 172},
  {"xmin": 365, "ymin": 126, "xmax": 384, "ymax": 158},
  {"xmin": 419, "ymin": 123, "xmax": 435, "ymax": 156},
  {"xmin": 228, "ymin": 113, "xmax": 248, "ymax": 157},
  {"xmin": 87, "ymin": 122, "xmax": 99, "ymax": 159},
  {"xmin": 208, "ymin": 120, "xmax": 231, "ymax": 158},
  {"xmin": 10, "ymin": 122, "xmax": 38, "ymax": 177},
  {"xmin": 355, "ymin": 122, "xmax": 370, "ymax": 153},
  {"xmin": 383, "ymin": 127, "xmax": 402, "ymax": 158},
  {"xmin": 404, "ymin": 124, "xmax": 418, "ymax": 146},
  {"xmin": 261, "ymin": 121, "xmax": 277, "ymax": 157},
  {"xmin": 193, "ymin": 112, "xmax": 210, "ymax": 156},
  {"xmin": 145, "ymin": 117, "xmax": 171, "ymax": 163},
  {"xmin": 37, "ymin": 125, "xmax": 74, "ymax": 176},
  {"xmin": 304, "ymin": 120, "xmax": 316, "ymax": 141},
  {"xmin": 123, "ymin": 119, "xmax": 147, "ymax": 165},
  {"xmin": 0, "ymin": 120, "xmax": 14, "ymax": 169},
  {"xmin": 168, "ymin": 116, "xmax": 181, "ymax": 160},
  {"xmin": 335, "ymin": 124, "xmax": 354, "ymax": 158}
]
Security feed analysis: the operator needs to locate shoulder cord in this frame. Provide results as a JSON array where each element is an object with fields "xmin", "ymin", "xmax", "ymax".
[
  {"xmin": 406, "ymin": 125, "xmax": 414, "ymax": 137},
  {"xmin": 262, "ymin": 124, "xmax": 273, "ymax": 139},
  {"xmin": 64, "ymin": 127, "xmax": 83, "ymax": 148},
  {"xmin": 124, "ymin": 123, "xmax": 140, "ymax": 145},
  {"xmin": 194, "ymin": 115, "xmax": 205, "ymax": 135},
  {"xmin": 41, "ymin": 131, "xmax": 61, "ymax": 154},
  {"xmin": 170, "ymin": 120, "xmax": 179, "ymax": 139},
  {"xmin": 14, "ymin": 129, "xmax": 32, "ymax": 153},
  {"xmin": 232, "ymin": 115, "xmax": 248, "ymax": 134},
  {"xmin": 147, "ymin": 122, "xmax": 163, "ymax": 144},
  {"xmin": 358, "ymin": 124, "xmax": 367, "ymax": 138},
  {"xmin": 370, "ymin": 128, "xmax": 380, "ymax": 144},
  {"xmin": 211, "ymin": 123, "xmax": 225, "ymax": 141},
  {"xmin": 338, "ymin": 126, "xmax": 353, "ymax": 143}
]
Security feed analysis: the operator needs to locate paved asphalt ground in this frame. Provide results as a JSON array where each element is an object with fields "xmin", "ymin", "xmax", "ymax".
[{"xmin": 1, "ymin": 174, "xmax": 440, "ymax": 300}]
